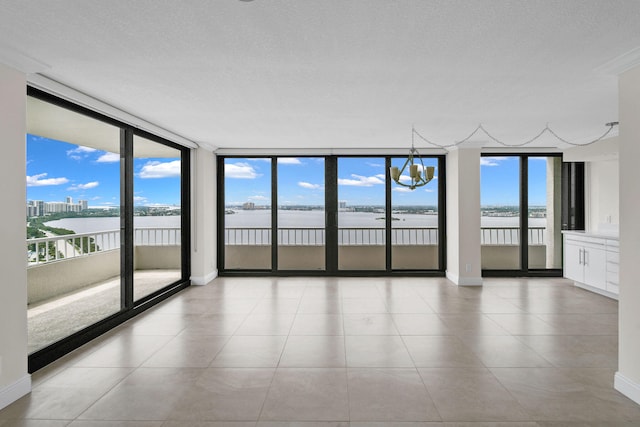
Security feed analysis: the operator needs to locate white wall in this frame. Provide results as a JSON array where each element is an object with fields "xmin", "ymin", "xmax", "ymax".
[
  {"xmin": 190, "ymin": 148, "xmax": 218, "ymax": 285},
  {"xmin": 616, "ymin": 64, "xmax": 640, "ymax": 405},
  {"xmin": 586, "ymin": 159, "xmax": 620, "ymax": 233},
  {"xmin": 446, "ymin": 146, "xmax": 482, "ymax": 286},
  {"xmin": 0, "ymin": 63, "xmax": 31, "ymax": 409}
]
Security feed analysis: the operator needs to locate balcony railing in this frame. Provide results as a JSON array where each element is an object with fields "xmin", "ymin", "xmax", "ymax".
[
  {"xmin": 27, "ymin": 227, "xmax": 180, "ymax": 265},
  {"xmin": 225, "ymin": 226, "xmax": 546, "ymax": 246}
]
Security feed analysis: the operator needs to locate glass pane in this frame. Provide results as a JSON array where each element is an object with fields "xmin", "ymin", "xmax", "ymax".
[
  {"xmin": 224, "ymin": 158, "xmax": 272, "ymax": 269},
  {"xmin": 528, "ymin": 156, "xmax": 562, "ymax": 269},
  {"xmin": 26, "ymin": 98, "xmax": 121, "ymax": 353},
  {"xmin": 480, "ymin": 156, "xmax": 521, "ymax": 270},
  {"xmin": 338, "ymin": 158, "xmax": 386, "ymax": 270},
  {"xmin": 391, "ymin": 157, "xmax": 439, "ymax": 269},
  {"xmin": 277, "ymin": 157, "xmax": 325, "ymax": 270},
  {"xmin": 133, "ymin": 136, "xmax": 182, "ymax": 301}
]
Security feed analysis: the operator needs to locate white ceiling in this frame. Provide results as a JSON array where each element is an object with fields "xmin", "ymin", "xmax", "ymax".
[{"xmin": 2, "ymin": 0, "xmax": 640, "ymax": 151}]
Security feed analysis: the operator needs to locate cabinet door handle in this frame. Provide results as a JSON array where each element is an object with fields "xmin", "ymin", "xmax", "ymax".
[{"xmin": 579, "ymin": 248, "xmax": 583, "ymax": 265}]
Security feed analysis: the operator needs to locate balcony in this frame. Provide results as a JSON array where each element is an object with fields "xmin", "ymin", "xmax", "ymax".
[
  {"xmin": 27, "ymin": 227, "xmax": 181, "ymax": 353},
  {"xmin": 224, "ymin": 226, "xmax": 550, "ymax": 270}
]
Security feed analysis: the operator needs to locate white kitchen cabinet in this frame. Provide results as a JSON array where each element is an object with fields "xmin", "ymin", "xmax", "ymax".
[{"xmin": 563, "ymin": 231, "xmax": 618, "ymax": 299}]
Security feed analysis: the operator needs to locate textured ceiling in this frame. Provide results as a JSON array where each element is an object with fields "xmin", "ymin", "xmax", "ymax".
[{"xmin": 2, "ymin": 0, "xmax": 640, "ymax": 150}]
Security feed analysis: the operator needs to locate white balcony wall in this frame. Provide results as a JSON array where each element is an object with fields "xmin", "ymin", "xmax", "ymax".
[{"xmin": 0, "ymin": 63, "xmax": 30, "ymax": 409}]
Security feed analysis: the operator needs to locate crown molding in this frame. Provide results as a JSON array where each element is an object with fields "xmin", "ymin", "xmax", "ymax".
[{"xmin": 595, "ymin": 46, "xmax": 640, "ymax": 76}]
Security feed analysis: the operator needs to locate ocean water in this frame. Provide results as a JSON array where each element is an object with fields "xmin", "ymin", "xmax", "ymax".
[{"xmin": 45, "ymin": 211, "xmax": 546, "ymax": 234}]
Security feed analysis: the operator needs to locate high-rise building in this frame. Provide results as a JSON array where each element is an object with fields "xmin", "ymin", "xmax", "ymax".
[
  {"xmin": 65, "ymin": 196, "xmax": 73, "ymax": 204},
  {"xmin": 79, "ymin": 200, "xmax": 88, "ymax": 210}
]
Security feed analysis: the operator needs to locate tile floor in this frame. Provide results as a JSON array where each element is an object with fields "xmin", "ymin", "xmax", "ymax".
[{"xmin": 2, "ymin": 276, "xmax": 640, "ymax": 426}]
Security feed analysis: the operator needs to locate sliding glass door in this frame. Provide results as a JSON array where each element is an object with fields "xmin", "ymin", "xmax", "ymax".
[{"xmin": 26, "ymin": 88, "xmax": 191, "ymax": 372}]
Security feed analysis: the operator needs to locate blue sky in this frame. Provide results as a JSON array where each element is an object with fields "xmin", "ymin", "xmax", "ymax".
[
  {"xmin": 224, "ymin": 157, "xmax": 441, "ymax": 207},
  {"xmin": 225, "ymin": 156, "xmax": 549, "ymax": 207},
  {"xmin": 26, "ymin": 135, "xmax": 181, "ymax": 207}
]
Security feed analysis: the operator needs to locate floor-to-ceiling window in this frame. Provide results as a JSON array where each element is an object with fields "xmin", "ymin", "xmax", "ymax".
[
  {"xmin": 278, "ymin": 157, "xmax": 326, "ymax": 271},
  {"xmin": 26, "ymin": 88, "xmax": 190, "ymax": 371},
  {"xmin": 337, "ymin": 157, "xmax": 386, "ymax": 271},
  {"xmin": 222, "ymin": 157, "xmax": 272, "ymax": 270},
  {"xmin": 219, "ymin": 155, "xmax": 445, "ymax": 275},
  {"xmin": 480, "ymin": 153, "xmax": 562, "ymax": 275},
  {"xmin": 391, "ymin": 156, "xmax": 440, "ymax": 270}
]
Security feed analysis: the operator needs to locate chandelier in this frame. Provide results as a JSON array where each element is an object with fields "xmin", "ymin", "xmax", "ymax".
[{"xmin": 389, "ymin": 127, "xmax": 435, "ymax": 190}]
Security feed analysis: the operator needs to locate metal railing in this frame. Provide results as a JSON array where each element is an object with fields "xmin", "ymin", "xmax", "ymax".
[
  {"xmin": 27, "ymin": 227, "xmax": 181, "ymax": 265},
  {"xmin": 225, "ymin": 226, "xmax": 547, "ymax": 246}
]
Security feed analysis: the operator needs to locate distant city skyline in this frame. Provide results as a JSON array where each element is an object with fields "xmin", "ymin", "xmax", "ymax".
[{"xmin": 26, "ymin": 134, "xmax": 181, "ymax": 207}]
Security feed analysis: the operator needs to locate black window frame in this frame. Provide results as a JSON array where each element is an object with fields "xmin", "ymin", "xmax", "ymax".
[
  {"xmin": 217, "ymin": 154, "xmax": 446, "ymax": 277},
  {"xmin": 27, "ymin": 87, "xmax": 191, "ymax": 372},
  {"xmin": 480, "ymin": 152, "xmax": 566, "ymax": 277}
]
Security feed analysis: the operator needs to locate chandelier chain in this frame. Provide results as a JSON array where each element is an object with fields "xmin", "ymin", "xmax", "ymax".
[{"xmin": 412, "ymin": 123, "xmax": 618, "ymax": 149}]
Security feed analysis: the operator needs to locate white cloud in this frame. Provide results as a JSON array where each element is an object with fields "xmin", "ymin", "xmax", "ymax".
[
  {"xmin": 225, "ymin": 162, "xmax": 260, "ymax": 179},
  {"xmin": 298, "ymin": 181, "xmax": 321, "ymax": 189},
  {"xmin": 139, "ymin": 160, "xmax": 181, "ymax": 178},
  {"xmin": 338, "ymin": 174, "xmax": 384, "ymax": 187},
  {"xmin": 278, "ymin": 158, "xmax": 302, "ymax": 165},
  {"xmin": 67, "ymin": 146, "xmax": 97, "ymax": 160},
  {"xmin": 393, "ymin": 187, "xmax": 413, "ymax": 193},
  {"xmin": 134, "ymin": 196, "xmax": 147, "ymax": 203},
  {"xmin": 367, "ymin": 162, "xmax": 383, "ymax": 167},
  {"xmin": 481, "ymin": 156, "xmax": 508, "ymax": 166},
  {"xmin": 96, "ymin": 152, "xmax": 120, "ymax": 163},
  {"xmin": 26, "ymin": 173, "xmax": 69, "ymax": 187},
  {"xmin": 248, "ymin": 195, "xmax": 269, "ymax": 201},
  {"xmin": 68, "ymin": 181, "xmax": 99, "ymax": 191}
]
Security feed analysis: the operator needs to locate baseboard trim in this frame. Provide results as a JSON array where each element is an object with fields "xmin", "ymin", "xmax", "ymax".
[
  {"xmin": 0, "ymin": 374, "xmax": 31, "ymax": 410},
  {"xmin": 615, "ymin": 371, "xmax": 640, "ymax": 405},
  {"xmin": 446, "ymin": 271, "xmax": 483, "ymax": 286},
  {"xmin": 191, "ymin": 270, "xmax": 218, "ymax": 286}
]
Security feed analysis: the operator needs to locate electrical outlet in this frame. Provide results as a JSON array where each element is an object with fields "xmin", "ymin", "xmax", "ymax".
[{"xmin": 465, "ymin": 263, "xmax": 471, "ymax": 272}]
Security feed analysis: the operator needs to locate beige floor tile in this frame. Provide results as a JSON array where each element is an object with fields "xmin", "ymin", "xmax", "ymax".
[
  {"xmin": 345, "ymin": 335, "xmax": 413, "ymax": 367},
  {"xmin": 73, "ymin": 335, "xmax": 174, "ymax": 368},
  {"xmin": 392, "ymin": 314, "xmax": 452, "ymax": 335},
  {"xmin": 437, "ymin": 314, "xmax": 510, "ymax": 336},
  {"xmin": 142, "ymin": 335, "xmax": 229, "ymax": 367},
  {"xmin": 535, "ymin": 313, "xmax": 618, "ymax": 335},
  {"xmin": 257, "ymin": 423, "xmax": 348, "ymax": 427},
  {"xmin": 168, "ymin": 368, "xmax": 274, "ymax": 421},
  {"xmin": 0, "ymin": 421, "xmax": 73, "ymax": 427},
  {"xmin": 341, "ymin": 298, "xmax": 388, "ymax": 314},
  {"xmin": 348, "ymin": 368, "xmax": 441, "ymax": 421},
  {"xmin": 517, "ymin": 335, "xmax": 618, "ymax": 368},
  {"xmin": 180, "ymin": 314, "xmax": 247, "ymax": 336},
  {"xmin": 485, "ymin": 313, "xmax": 559, "ymax": 335},
  {"xmin": 162, "ymin": 422, "xmax": 255, "ymax": 427},
  {"xmin": 260, "ymin": 368, "xmax": 349, "ymax": 421},
  {"xmin": 252, "ymin": 298, "xmax": 301, "ymax": 314},
  {"xmin": 0, "ymin": 386, "xmax": 107, "ymax": 420},
  {"xmin": 296, "ymin": 298, "xmax": 342, "ymax": 314},
  {"xmin": 459, "ymin": 335, "xmax": 552, "ymax": 367},
  {"xmin": 37, "ymin": 367, "xmax": 133, "ymax": 391},
  {"xmin": 206, "ymin": 298, "xmax": 262, "ymax": 314},
  {"xmin": 69, "ymin": 422, "xmax": 163, "ymax": 427},
  {"xmin": 403, "ymin": 336, "xmax": 484, "ymax": 368},
  {"xmin": 491, "ymin": 367, "xmax": 640, "ymax": 422},
  {"xmin": 279, "ymin": 336, "xmax": 345, "ymax": 367},
  {"xmin": 235, "ymin": 314, "xmax": 296, "ymax": 336},
  {"xmin": 77, "ymin": 369, "xmax": 200, "ymax": 421},
  {"xmin": 210, "ymin": 335, "xmax": 287, "ymax": 367},
  {"xmin": 289, "ymin": 314, "xmax": 344, "ymax": 336},
  {"xmin": 418, "ymin": 368, "xmax": 530, "ymax": 422},
  {"xmin": 384, "ymin": 297, "xmax": 434, "ymax": 314},
  {"xmin": 343, "ymin": 314, "xmax": 399, "ymax": 335}
]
